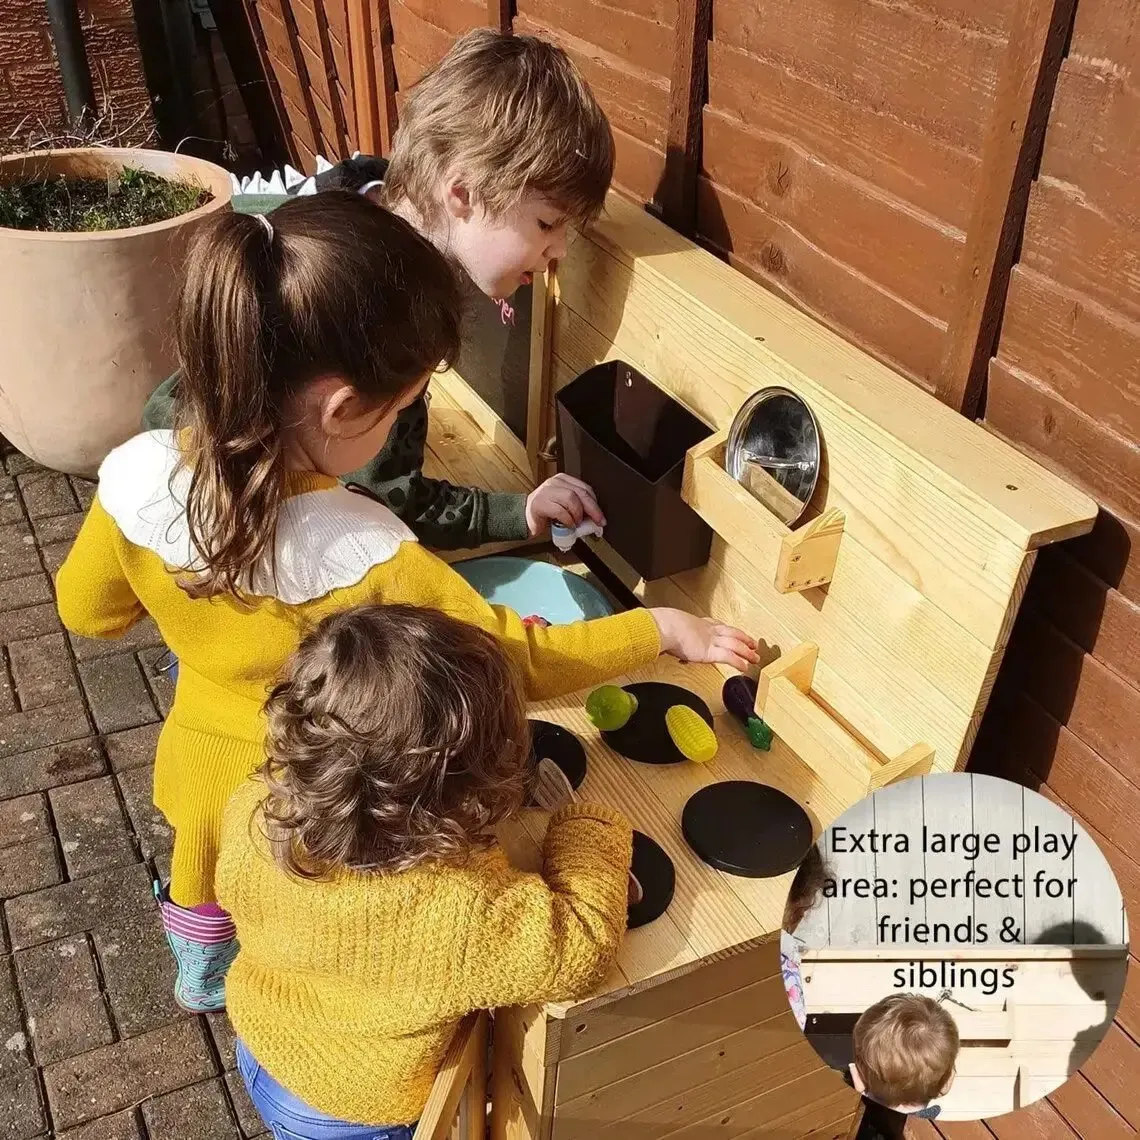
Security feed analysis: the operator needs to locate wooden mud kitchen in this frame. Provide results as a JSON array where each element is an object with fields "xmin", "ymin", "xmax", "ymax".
[{"xmin": 417, "ymin": 195, "xmax": 1098, "ymax": 1139}]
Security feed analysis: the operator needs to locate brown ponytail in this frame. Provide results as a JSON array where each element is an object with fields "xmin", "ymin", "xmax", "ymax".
[{"xmin": 174, "ymin": 192, "xmax": 462, "ymax": 599}]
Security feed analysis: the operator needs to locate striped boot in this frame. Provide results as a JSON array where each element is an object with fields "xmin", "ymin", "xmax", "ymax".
[{"xmin": 154, "ymin": 882, "xmax": 239, "ymax": 1013}]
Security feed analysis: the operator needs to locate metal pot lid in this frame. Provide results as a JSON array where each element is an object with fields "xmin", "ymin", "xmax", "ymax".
[{"xmin": 725, "ymin": 387, "xmax": 821, "ymax": 527}]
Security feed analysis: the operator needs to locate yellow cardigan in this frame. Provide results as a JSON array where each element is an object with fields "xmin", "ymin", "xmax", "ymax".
[
  {"xmin": 56, "ymin": 431, "xmax": 660, "ymax": 906},
  {"xmin": 216, "ymin": 778, "xmax": 633, "ymax": 1125}
]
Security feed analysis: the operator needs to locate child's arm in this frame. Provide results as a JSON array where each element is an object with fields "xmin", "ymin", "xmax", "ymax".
[
  {"xmin": 465, "ymin": 803, "xmax": 634, "ymax": 1010},
  {"xmin": 141, "ymin": 371, "xmax": 180, "ymax": 431},
  {"xmin": 390, "ymin": 542, "xmax": 757, "ymax": 701},
  {"xmin": 344, "ymin": 397, "xmax": 529, "ymax": 550},
  {"xmin": 56, "ymin": 499, "xmax": 145, "ymax": 640}
]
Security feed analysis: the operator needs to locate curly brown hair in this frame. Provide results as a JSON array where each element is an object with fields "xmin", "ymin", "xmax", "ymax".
[
  {"xmin": 256, "ymin": 604, "xmax": 530, "ymax": 879},
  {"xmin": 782, "ymin": 842, "xmax": 830, "ymax": 933}
]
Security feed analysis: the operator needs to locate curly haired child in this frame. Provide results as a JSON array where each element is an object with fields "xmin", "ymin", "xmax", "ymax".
[{"xmin": 218, "ymin": 603, "xmax": 635, "ymax": 1138}]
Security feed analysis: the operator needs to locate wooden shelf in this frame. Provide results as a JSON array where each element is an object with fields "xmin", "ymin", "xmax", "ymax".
[
  {"xmin": 681, "ymin": 431, "xmax": 845, "ymax": 594},
  {"xmin": 756, "ymin": 644, "xmax": 934, "ymax": 802}
]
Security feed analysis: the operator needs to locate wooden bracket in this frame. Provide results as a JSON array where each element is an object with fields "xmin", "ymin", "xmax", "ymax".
[
  {"xmin": 682, "ymin": 432, "xmax": 845, "ymax": 594},
  {"xmin": 756, "ymin": 643, "xmax": 935, "ymax": 802},
  {"xmin": 777, "ymin": 507, "xmax": 845, "ymax": 593}
]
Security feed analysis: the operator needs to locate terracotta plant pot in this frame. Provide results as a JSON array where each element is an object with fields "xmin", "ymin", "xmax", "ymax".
[{"xmin": 0, "ymin": 148, "xmax": 233, "ymax": 477}]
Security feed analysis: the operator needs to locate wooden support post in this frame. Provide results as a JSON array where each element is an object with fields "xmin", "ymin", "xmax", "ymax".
[
  {"xmin": 488, "ymin": 0, "xmax": 512, "ymax": 33},
  {"xmin": 348, "ymin": 0, "xmax": 382, "ymax": 155},
  {"xmin": 526, "ymin": 264, "xmax": 558, "ymax": 482},
  {"xmin": 655, "ymin": 0, "xmax": 712, "ymax": 235},
  {"xmin": 933, "ymin": 0, "xmax": 1079, "ymax": 417},
  {"xmin": 374, "ymin": 0, "xmax": 400, "ymax": 153}
]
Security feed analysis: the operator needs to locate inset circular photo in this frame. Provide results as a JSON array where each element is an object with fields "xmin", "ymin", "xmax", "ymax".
[{"xmin": 780, "ymin": 773, "xmax": 1130, "ymax": 1124}]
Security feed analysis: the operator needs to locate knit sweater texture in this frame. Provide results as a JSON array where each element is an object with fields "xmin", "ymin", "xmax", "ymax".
[
  {"xmin": 55, "ymin": 431, "xmax": 660, "ymax": 906},
  {"xmin": 216, "ymin": 779, "xmax": 633, "ymax": 1125}
]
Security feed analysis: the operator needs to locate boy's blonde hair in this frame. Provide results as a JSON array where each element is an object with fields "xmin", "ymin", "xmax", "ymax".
[
  {"xmin": 257, "ymin": 604, "xmax": 530, "ymax": 879},
  {"xmin": 852, "ymin": 994, "xmax": 959, "ymax": 1107},
  {"xmin": 382, "ymin": 29, "xmax": 614, "ymax": 227}
]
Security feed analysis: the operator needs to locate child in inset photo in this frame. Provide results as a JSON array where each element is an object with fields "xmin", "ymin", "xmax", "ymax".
[
  {"xmin": 780, "ymin": 842, "xmax": 829, "ymax": 1030},
  {"xmin": 850, "ymin": 992, "xmax": 959, "ymax": 1127}
]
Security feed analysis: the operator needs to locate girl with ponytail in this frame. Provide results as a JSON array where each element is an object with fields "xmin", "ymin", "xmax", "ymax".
[{"xmin": 55, "ymin": 192, "xmax": 757, "ymax": 1014}]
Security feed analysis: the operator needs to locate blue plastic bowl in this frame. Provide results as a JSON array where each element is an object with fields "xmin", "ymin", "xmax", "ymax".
[{"xmin": 452, "ymin": 556, "xmax": 615, "ymax": 624}]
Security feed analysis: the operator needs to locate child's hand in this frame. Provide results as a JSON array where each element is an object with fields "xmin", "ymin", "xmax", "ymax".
[
  {"xmin": 650, "ymin": 608, "xmax": 760, "ymax": 672},
  {"xmin": 526, "ymin": 474, "xmax": 605, "ymax": 538}
]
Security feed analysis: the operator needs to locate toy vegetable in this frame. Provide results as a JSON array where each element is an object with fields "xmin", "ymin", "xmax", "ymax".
[
  {"xmin": 665, "ymin": 704, "xmax": 718, "ymax": 763},
  {"xmin": 586, "ymin": 684, "xmax": 638, "ymax": 731}
]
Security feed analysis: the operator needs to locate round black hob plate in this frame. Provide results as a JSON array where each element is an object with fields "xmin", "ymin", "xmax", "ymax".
[
  {"xmin": 682, "ymin": 781, "xmax": 812, "ymax": 878},
  {"xmin": 526, "ymin": 720, "xmax": 587, "ymax": 805},
  {"xmin": 602, "ymin": 682, "xmax": 715, "ymax": 766},
  {"xmin": 628, "ymin": 831, "xmax": 674, "ymax": 928}
]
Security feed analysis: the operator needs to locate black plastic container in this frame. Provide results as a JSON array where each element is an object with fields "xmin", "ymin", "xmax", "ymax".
[{"xmin": 555, "ymin": 361, "xmax": 714, "ymax": 580}]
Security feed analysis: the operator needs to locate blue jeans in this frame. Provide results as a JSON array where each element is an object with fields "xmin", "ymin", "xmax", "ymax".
[{"xmin": 236, "ymin": 1039, "xmax": 416, "ymax": 1140}]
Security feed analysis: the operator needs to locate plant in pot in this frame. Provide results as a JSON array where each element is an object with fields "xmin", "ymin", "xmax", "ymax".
[{"xmin": 0, "ymin": 145, "xmax": 233, "ymax": 477}]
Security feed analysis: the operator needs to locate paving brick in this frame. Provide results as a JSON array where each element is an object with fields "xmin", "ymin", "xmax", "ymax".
[
  {"xmin": 15, "ymin": 937, "xmax": 113, "ymax": 1065},
  {"xmin": 17, "ymin": 471, "xmax": 77, "ymax": 520},
  {"xmin": 0, "ymin": 657, "xmax": 16, "ymax": 717},
  {"xmin": 44, "ymin": 1018, "xmax": 216, "ymax": 1130},
  {"xmin": 49, "ymin": 778, "xmax": 135, "ymax": 877},
  {"xmin": 69, "ymin": 479, "xmax": 97, "ymax": 512},
  {"xmin": 114, "ymin": 766, "xmax": 170, "ymax": 860},
  {"xmin": 0, "ymin": 605, "xmax": 61, "ymax": 646},
  {"xmin": 0, "ymin": 575, "xmax": 52, "ymax": 614},
  {"xmin": 138, "ymin": 648, "xmax": 174, "ymax": 717},
  {"xmin": 41, "ymin": 542, "xmax": 70, "ymax": 579},
  {"xmin": 224, "ymin": 1072, "xmax": 268, "ymax": 1138},
  {"xmin": 153, "ymin": 848, "xmax": 172, "ymax": 885},
  {"xmin": 141, "ymin": 1078, "xmax": 240, "ymax": 1140},
  {"xmin": 8, "ymin": 633, "xmax": 78, "ymax": 711},
  {"xmin": 93, "ymin": 914, "xmax": 183, "ymax": 1038},
  {"xmin": 3, "ymin": 455, "xmax": 42, "ymax": 477},
  {"xmin": 0, "ymin": 958, "xmax": 29, "ymax": 1076},
  {"xmin": 5, "ymin": 863, "xmax": 154, "ymax": 951},
  {"xmin": 0, "ymin": 739, "xmax": 106, "ymax": 799},
  {"xmin": 69, "ymin": 620, "xmax": 164, "ymax": 663},
  {"xmin": 31, "ymin": 512, "xmax": 83, "ymax": 547},
  {"xmin": 206, "ymin": 1013, "xmax": 236, "ymax": 1071},
  {"xmin": 103, "ymin": 724, "xmax": 160, "ymax": 772},
  {"xmin": 0, "ymin": 522, "xmax": 41, "ymax": 582},
  {"xmin": 77, "ymin": 657, "xmax": 156, "ymax": 735},
  {"xmin": 0, "ymin": 700, "xmax": 90, "ymax": 761},
  {"xmin": 58, "ymin": 1107, "xmax": 143, "ymax": 1140},
  {"xmin": 0, "ymin": 480, "xmax": 23, "ymax": 528},
  {"xmin": 0, "ymin": 838, "xmax": 60, "ymax": 900},
  {"xmin": 0, "ymin": 794, "xmax": 48, "ymax": 847},
  {"xmin": 0, "ymin": 1067, "xmax": 45, "ymax": 1140}
]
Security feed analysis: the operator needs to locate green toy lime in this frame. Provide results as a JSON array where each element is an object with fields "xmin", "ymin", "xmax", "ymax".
[{"xmin": 585, "ymin": 685, "xmax": 638, "ymax": 732}]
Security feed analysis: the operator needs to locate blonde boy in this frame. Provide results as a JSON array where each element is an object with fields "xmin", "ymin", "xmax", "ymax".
[{"xmin": 851, "ymin": 993, "xmax": 959, "ymax": 1117}]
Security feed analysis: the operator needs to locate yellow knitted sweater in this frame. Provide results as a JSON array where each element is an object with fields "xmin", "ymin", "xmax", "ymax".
[
  {"xmin": 217, "ymin": 778, "xmax": 633, "ymax": 1125},
  {"xmin": 55, "ymin": 431, "xmax": 660, "ymax": 906}
]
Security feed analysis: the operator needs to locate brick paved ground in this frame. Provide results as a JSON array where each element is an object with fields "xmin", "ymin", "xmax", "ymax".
[{"xmin": 0, "ymin": 448, "xmax": 267, "ymax": 1140}]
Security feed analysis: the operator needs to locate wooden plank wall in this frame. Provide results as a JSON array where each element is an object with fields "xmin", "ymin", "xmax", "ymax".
[
  {"xmin": 696, "ymin": 0, "xmax": 1004, "ymax": 391},
  {"xmin": 241, "ymin": 0, "xmax": 360, "ymax": 171},
  {"xmin": 961, "ymin": 0, "xmax": 1140, "ymax": 1135}
]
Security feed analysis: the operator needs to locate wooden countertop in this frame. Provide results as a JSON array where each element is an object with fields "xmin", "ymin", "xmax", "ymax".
[{"xmin": 496, "ymin": 655, "xmax": 853, "ymax": 1015}]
